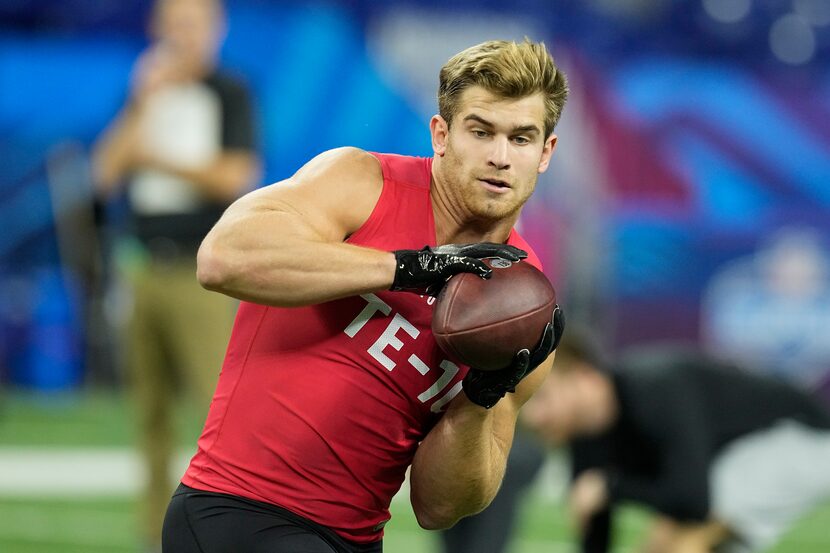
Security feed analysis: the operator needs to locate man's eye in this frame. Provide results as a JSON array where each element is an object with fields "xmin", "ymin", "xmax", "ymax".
[
  {"xmin": 473, "ymin": 130, "xmax": 489, "ymax": 138},
  {"xmin": 513, "ymin": 136, "xmax": 530, "ymax": 145}
]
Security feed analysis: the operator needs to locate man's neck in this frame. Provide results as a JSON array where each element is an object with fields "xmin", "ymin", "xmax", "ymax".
[{"xmin": 430, "ymin": 166, "xmax": 518, "ymax": 246}]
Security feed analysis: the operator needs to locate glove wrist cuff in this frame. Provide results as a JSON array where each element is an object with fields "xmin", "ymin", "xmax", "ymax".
[
  {"xmin": 462, "ymin": 385, "xmax": 503, "ymax": 409},
  {"xmin": 462, "ymin": 369, "xmax": 511, "ymax": 409},
  {"xmin": 390, "ymin": 249, "xmax": 410, "ymax": 291},
  {"xmin": 390, "ymin": 247, "xmax": 430, "ymax": 292}
]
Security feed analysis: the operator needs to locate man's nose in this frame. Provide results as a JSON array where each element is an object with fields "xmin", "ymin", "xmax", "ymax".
[{"xmin": 487, "ymin": 136, "xmax": 511, "ymax": 171}]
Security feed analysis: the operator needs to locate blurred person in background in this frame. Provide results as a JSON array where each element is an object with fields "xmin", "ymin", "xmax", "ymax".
[
  {"xmin": 91, "ymin": 0, "xmax": 259, "ymax": 549},
  {"xmin": 522, "ymin": 331, "xmax": 830, "ymax": 553},
  {"xmin": 702, "ymin": 228, "xmax": 830, "ymax": 388}
]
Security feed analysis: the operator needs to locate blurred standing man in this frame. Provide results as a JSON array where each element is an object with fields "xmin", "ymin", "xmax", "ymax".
[
  {"xmin": 523, "ymin": 335, "xmax": 830, "ymax": 553},
  {"xmin": 92, "ymin": 0, "xmax": 260, "ymax": 550},
  {"xmin": 162, "ymin": 40, "xmax": 566, "ymax": 553}
]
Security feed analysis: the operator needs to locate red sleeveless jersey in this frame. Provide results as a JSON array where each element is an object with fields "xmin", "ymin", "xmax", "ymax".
[{"xmin": 182, "ymin": 152, "xmax": 541, "ymax": 543}]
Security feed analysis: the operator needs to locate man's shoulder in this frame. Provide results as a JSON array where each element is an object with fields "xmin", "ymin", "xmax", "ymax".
[
  {"xmin": 506, "ymin": 230, "xmax": 542, "ymax": 271},
  {"xmin": 294, "ymin": 148, "xmax": 384, "ymax": 201},
  {"xmin": 311, "ymin": 147, "xmax": 381, "ymax": 177},
  {"xmin": 370, "ymin": 152, "xmax": 432, "ymax": 190}
]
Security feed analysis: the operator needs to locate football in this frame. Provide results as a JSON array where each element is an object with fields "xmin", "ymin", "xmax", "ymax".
[{"xmin": 432, "ymin": 258, "xmax": 556, "ymax": 371}]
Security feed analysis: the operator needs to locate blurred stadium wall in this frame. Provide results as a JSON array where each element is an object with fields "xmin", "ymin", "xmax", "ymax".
[{"xmin": 0, "ymin": 0, "xmax": 828, "ymax": 397}]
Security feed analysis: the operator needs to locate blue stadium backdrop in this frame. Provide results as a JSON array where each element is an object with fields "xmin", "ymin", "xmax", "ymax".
[{"xmin": 1, "ymin": 0, "xmax": 828, "ymax": 397}]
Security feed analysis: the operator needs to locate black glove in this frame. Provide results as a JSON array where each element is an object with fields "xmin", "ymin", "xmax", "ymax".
[
  {"xmin": 463, "ymin": 304, "xmax": 565, "ymax": 409},
  {"xmin": 391, "ymin": 243, "xmax": 527, "ymax": 296}
]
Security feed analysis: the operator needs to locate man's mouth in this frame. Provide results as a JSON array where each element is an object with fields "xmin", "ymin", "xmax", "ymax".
[{"xmin": 478, "ymin": 177, "xmax": 511, "ymax": 190}]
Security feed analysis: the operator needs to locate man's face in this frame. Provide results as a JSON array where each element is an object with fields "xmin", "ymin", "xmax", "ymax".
[{"xmin": 431, "ymin": 86, "xmax": 556, "ymax": 222}]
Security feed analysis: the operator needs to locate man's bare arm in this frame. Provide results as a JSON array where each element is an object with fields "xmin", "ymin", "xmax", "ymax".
[
  {"xmin": 196, "ymin": 147, "xmax": 397, "ymax": 306},
  {"xmin": 409, "ymin": 354, "xmax": 554, "ymax": 529}
]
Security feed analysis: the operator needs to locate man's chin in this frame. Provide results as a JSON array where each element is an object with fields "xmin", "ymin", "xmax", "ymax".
[{"xmin": 470, "ymin": 199, "xmax": 521, "ymax": 221}]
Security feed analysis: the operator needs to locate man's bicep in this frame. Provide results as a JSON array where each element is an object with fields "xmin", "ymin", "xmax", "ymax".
[{"xmin": 235, "ymin": 148, "xmax": 383, "ymax": 242}]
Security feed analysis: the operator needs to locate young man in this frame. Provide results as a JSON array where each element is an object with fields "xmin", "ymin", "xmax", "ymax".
[
  {"xmin": 161, "ymin": 40, "xmax": 568, "ymax": 552},
  {"xmin": 522, "ymin": 333, "xmax": 830, "ymax": 553},
  {"xmin": 92, "ymin": 0, "xmax": 259, "ymax": 549}
]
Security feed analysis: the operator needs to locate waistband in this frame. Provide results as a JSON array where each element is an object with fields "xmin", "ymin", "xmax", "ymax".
[{"xmin": 173, "ymin": 483, "xmax": 383, "ymax": 553}]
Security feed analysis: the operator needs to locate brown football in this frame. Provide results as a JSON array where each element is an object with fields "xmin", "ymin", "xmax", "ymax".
[{"xmin": 432, "ymin": 258, "xmax": 556, "ymax": 371}]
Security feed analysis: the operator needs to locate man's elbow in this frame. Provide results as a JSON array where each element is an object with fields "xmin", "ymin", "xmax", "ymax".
[
  {"xmin": 410, "ymin": 495, "xmax": 489, "ymax": 531},
  {"xmin": 196, "ymin": 239, "xmax": 233, "ymax": 292},
  {"xmin": 411, "ymin": 503, "xmax": 460, "ymax": 531}
]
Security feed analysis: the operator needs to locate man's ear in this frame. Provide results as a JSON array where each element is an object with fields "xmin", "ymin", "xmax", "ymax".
[
  {"xmin": 537, "ymin": 134, "xmax": 558, "ymax": 174},
  {"xmin": 430, "ymin": 115, "xmax": 449, "ymax": 156}
]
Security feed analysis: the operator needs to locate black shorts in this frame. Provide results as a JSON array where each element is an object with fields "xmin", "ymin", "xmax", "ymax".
[{"xmin": 162, "ymin": 484, "xmax": 383, "ymax": 553}]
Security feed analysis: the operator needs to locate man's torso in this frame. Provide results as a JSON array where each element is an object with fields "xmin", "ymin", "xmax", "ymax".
[{"xmin": 183, "ymin": 152, "xmax": 541, "ymax": 543}]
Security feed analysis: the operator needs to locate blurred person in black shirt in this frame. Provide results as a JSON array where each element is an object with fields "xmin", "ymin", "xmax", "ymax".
[
  {"xmin": 92, "ymin": 0, "xmax": 259, "ymax": 549},
  {"xmin": 522, "ymin": 332, "xmax": 830, "ymax": 553}
]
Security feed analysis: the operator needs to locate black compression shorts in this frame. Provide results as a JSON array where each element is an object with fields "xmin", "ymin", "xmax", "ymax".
[{"xmin": 162, "ymin": 484, "xmax": 384, "ymax": 553}]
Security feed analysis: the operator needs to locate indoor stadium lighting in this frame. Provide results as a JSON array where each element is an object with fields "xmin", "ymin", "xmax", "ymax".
[
  {"xmin": 702, "ymin": 0, "xmax": 751, "ymax": 24},
  {"xmin": 769, "ymin": 13, "xmax": 816, "ymax": 65},
  {"xmin": 794, "ymin": 0, "xmax": 830, "ymax": 27}
]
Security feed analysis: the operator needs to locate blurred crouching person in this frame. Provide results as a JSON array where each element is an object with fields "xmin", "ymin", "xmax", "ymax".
[{"xmin": 522, "ymin": 332, "xmax": 830, "ymax": 553}]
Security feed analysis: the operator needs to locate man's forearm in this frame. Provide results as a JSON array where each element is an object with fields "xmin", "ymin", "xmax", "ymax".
[
  {"xmin": 405, "ymin": 354, "xmax": 553, "ymax": 530},
  {"xmin": 92, "ymin": 107, "xmax": 142, "ymax": 195},
  {"xmin": 198, "ymin": 226, "xmax": 398, "ymax": 306},
  {"xmin": 409, "ymin": 395, "xmax": 516, "ymax": 530}
]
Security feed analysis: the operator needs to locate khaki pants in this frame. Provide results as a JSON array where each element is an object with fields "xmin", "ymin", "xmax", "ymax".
[{"xmin": 125, "ymin": 256, "xmax": 234, "ymax": 546}]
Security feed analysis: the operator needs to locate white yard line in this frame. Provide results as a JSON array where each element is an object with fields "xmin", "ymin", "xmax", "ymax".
[
  {"xmin": 0, "ymin": 447, "xmax": 569, "ymax": 500},
  {"xmin": 0, "ymin": 447, "xmax": 191, "ymax": 496}
]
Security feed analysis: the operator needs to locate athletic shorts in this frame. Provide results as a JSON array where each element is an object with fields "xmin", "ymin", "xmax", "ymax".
[
  {"xmin": 162, "ymin": 484, "xmax": 383, "ymax": 553},
  {"xmin": 711, "ymin": 420, "xmax": 830, "ymax": 553}
]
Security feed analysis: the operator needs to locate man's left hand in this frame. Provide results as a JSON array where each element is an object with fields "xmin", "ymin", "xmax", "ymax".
[{"xmin": 462, "ymin": 305, "xmax": 564, "ymax": 409}]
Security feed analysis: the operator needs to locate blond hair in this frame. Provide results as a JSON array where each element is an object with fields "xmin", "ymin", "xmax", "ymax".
[{"xmin": 438, "ymin": 39, "xmax": 569, "ymax": 138}]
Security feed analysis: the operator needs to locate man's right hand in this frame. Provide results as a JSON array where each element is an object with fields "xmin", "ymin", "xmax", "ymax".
[
  {"xmin": 463, "ymin": 304, "xmax": 563, "ymax": 408},
  {"xmin": 391, "ymin": 243, "xmax": 527, "ymax": 296}
]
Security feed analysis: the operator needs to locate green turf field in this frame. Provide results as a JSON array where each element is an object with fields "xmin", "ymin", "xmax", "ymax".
[
  {"xmin": 0, "ymin": 391, "xmax": 828, "ymax": 553},
  {"xmin": 0, "ymin": 494, "xmax": 827, "ymax": 553}
]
